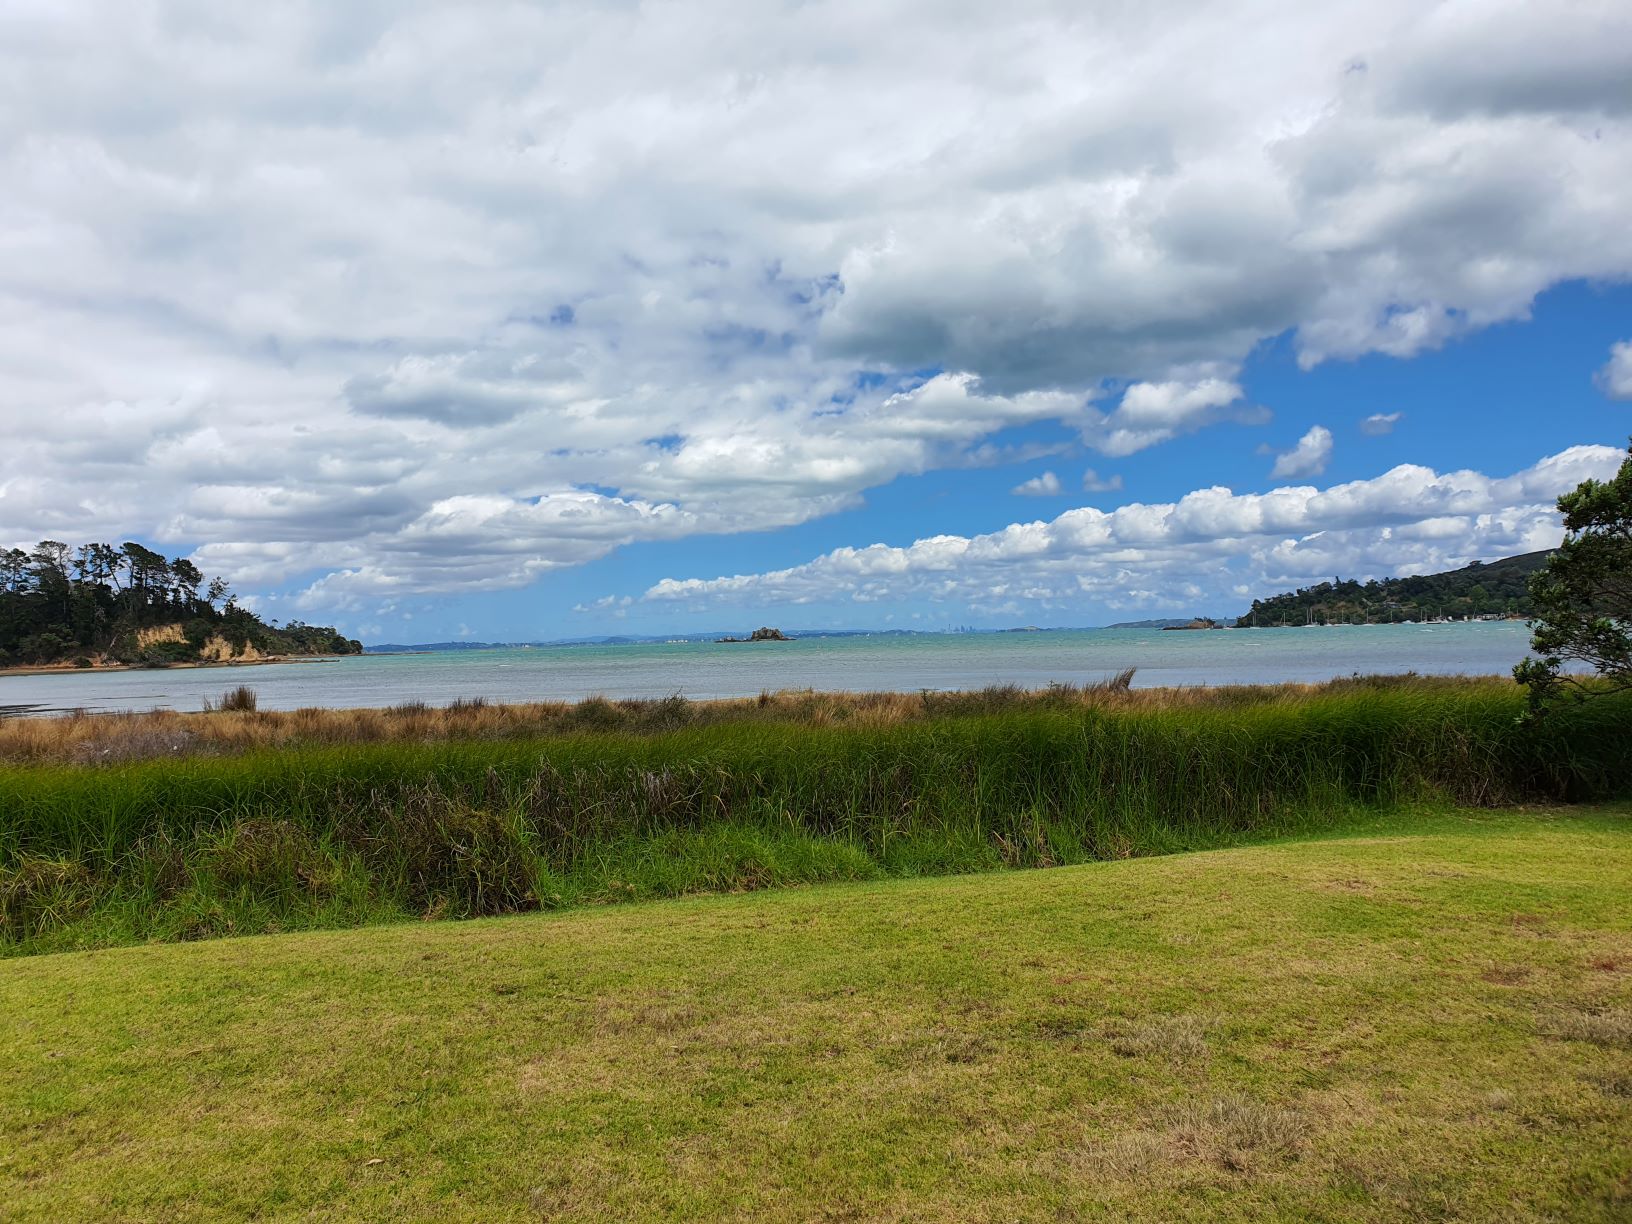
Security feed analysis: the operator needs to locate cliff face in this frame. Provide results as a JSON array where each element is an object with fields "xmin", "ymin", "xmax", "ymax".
[
  {"xmin": 199, "ymin": 634, "xmax": 269, "ymax": 663},
  {"xmin": 135, "ymin": 624, "xmax": 187, "ymax": 649}
]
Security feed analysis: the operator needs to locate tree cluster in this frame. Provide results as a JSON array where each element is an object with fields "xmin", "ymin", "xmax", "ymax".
[
  {"xmin": 1515, "ymin": 441, "xmax": 1632, "ymax": 710},
  {"xmin": 1235, "ymin": 552, "xmax": 1548, "ymax": 627},
  {"xmin": 0, "ymin": 540, "xmax": 362, "ymax": 668}
]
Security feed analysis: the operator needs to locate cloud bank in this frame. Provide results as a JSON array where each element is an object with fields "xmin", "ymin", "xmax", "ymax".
[
  {"xmin": 642, "ymin": 445, "xmax": 1623, "ymax": 614},
  {"xmin": 1, "ymin": 2, "xmax": 1629, "ymax": 614}
]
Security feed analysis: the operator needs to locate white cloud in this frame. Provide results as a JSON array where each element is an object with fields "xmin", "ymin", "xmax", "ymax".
[
  {"xmin": 1082, "ymin": 468, "xmax": 1124, "ymax": 493},
  {"xmin": 1080, "ymin": 376, "xmax": 1269, "ymax": 456},
  {"xmin": 641, "ymin": 444, "xmax": 1622, "ymax": 613},
  {"xmin": 0, "ymin": 3, "xmax": 1629, "ymax": 606},
  {"xmin": 1271, "ymin": 426, "xmax": 1334, "ymax": 478},
  {"xmin": 1012, "ymin": 471, "xmax": 1063, "ymax": 497},
  {"xmin": 1360, "ymin": 412, "xmax": 1402, "ymax": 435},
  {"xmin": 1598, "ymin": 340, "xmax": 1632, "ymax": 400}
]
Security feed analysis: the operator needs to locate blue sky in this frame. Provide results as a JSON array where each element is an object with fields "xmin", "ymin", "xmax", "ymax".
[
  {"xmin": 404, "ymin": 280, "xmax": 1632, "ymax": 639},
  {"xmin": 1, "ymin": 3, "xmax": 1629, "ymax": 643}
]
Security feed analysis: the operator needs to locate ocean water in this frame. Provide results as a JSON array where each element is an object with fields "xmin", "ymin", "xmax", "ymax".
[{"xmin": 0, "ymin": 621, "xmax": 1542, "ymax": 716}]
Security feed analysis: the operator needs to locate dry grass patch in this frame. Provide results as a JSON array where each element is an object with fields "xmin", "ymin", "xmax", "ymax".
[
  {"xmin": 1076, "ymin": 1094, "xmax": 1307, "ymax": 1184},
  {"xmin": 1169, "ymin": 1094, "xmax": 1308, "ymax": 1172},
  {"xmin": 1104, "ymin": 1013, "xmax": 1209, "ymax": 1061},
  {"xmin": 1082, "ymin": 1130, "xmax": 1175, "ymax": 1181},
  {"xmin": 1544, "ymin": 1007, "xmax": 1632, "ymax": 1048}
]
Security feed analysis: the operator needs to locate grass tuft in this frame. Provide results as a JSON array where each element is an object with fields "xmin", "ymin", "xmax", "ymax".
[
  {"xmin": 1106, "ymin": 1014, "xmax": 1209, "ymax": 1060},
  {"xmin": 202, "ymin": 684, "xmax": 258, "ymax": 713},
  {"xmin": 0, "ymin": 856, "xmax": 98, "ymax": 940},
  {"xmin": 1170, "ymin": 1094, "xmax": 1307, "ymax": 1170},
  {"xmin": 1544, "ymin": 1007, "xmax": 1632, "ymax": 1048}
]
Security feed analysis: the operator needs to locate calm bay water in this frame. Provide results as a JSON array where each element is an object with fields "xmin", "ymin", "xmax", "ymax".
[{"xmin": 0, "ymin": 621, "xmax": 1541, "ymax": 716}]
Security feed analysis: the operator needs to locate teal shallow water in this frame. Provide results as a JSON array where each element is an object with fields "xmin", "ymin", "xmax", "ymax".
[{"xmin": 0, "ymin": 621, "xmax": 1540, "ymax": 715}]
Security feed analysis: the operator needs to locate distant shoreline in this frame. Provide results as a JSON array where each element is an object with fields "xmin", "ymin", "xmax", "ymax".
[{"xmin": 0, "ymin": 654, "xmax": 351, "ymax": 680}]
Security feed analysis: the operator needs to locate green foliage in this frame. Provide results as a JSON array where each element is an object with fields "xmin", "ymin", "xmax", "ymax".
[
  {"xmin": 3, "ymin": 683, "xmax": 1628, "ymax": 954},
  {"xmin": 0, "ymin": 537, "xmax": 362, "ymax": 668},
  {"xmin": 1517, "ymin": 439, "xmax": 1632, "ymax": 711},
  {"xmin": 1238, "ymin": 551, "xmax": 1548, "ymax": 626}
]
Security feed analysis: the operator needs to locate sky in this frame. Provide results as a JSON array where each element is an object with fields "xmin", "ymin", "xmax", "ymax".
[{"xmin": 1, "ymin": 1, "xmax": 1630, "ymax": 643}]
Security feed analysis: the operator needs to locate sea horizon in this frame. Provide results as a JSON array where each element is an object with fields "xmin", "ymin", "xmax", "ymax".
[{"xmin": 0, "ymin": 620, "xmax": 1542, "ymax": 717}]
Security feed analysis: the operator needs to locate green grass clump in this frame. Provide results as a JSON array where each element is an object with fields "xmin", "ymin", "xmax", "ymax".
[
  {"xmin": 1, "ymin": 810, "xmax": 1628, "ymax": 1220},
  {"xmin": 2, "ymin": 683, "xmax": 1629, "ymax": 954}
]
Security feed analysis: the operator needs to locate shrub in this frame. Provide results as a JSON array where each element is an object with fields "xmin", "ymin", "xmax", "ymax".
[
  {"xmin": 0, "ymin": 856, "xmax": 98, "ymax": 940},
  {"xmin": 206, "ymin": 819, "xmax": 336, "ymax": 899},
  {"xmin": 139, "ymin": 640, "xmax": 198, "ymax": 667},
  {"xmin": 348, "ymin": 788, "xmax": 537, "ymax": 918}
]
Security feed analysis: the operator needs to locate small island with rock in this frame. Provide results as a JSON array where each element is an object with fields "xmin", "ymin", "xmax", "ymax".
[{"xmin": 716, "ymin": 626, "xmax": 793, "ymax": 643}]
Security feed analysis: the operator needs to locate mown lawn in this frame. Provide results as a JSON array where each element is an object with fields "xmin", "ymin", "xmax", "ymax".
[{"xmin": 2, "ymin": 805, "xmax": 1629, "ymax": 1221}]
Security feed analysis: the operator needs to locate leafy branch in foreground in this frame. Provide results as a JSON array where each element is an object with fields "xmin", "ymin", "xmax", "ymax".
[{"xmin": 1515, "ymin": 438, "xmax": 1632, "ymax": 711}]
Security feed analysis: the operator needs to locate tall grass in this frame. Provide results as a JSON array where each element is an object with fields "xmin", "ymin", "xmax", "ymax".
[
  {"xmin": 0, "ymin": 672, "xmax": 1474, "ymax": 766},
  {"xmin": 3, "ymin": 679, "xmax": 1628, "ymax": 955}
]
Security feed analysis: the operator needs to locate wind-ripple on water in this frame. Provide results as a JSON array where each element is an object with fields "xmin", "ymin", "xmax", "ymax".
[{"xmin": 0, "ymin": 622, "xmax": 1544, "ymax": 716}]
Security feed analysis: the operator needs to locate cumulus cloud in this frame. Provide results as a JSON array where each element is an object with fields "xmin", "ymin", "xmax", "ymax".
[
  {"xmin": 1270, "ymin": 426, "xmax": 1335, "ymax": 478},
  {"xmin": 1361, "ymin": 412, "xmax": 1402, "ymax": 435},
  {"xmin": 1598, "ymin": 341, "xmax": 1632, "ymax": 399},
  {"xmin": 1012, "ymin": 471, "xmax": 1063, "ymax": 496},
  {"xmin": 1082, "ymin": 469, "xmax": 1124, "ymax": 494},
  {"xmin": 0, "ymin": 2, "xmax": 1630, "ymax": 611},
  {"xmin": 641, "ymin": 444, "xmax": 1622, "ymax": 613},
  {"xmin": 1079, "ymin": 377, "xmax": 1269, "ymax": 456}
]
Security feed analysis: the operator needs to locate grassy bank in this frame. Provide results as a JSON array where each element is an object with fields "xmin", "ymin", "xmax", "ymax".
[
  {"xmin": 3, "ymin": 679, "xmax": 1629, "ymax": 955},
  {"xmin": 2, "ymin": 808, "xmax": 1628, "ymax": 1220}
]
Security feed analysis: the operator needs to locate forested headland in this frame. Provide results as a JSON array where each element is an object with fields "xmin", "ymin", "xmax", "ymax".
[
  {"xmin": 0, "ymin": 540, "xmax": 361, "ymax": 669},
  {"xmin": 1236, "ymin": 550, "xmax": 1549, "ymax": 627}
]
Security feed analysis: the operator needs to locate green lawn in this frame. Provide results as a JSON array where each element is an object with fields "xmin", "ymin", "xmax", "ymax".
[{"xmin": 3, "ymin": 805, "xmax": 1629, "ymax": 1221}]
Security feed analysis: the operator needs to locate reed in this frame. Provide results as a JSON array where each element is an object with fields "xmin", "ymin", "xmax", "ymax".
[
  {"xmin": 0, "ymin": 672, "xmax": 1534, "ymax": 765},
  {"xmin": 3, "ymin": 678, "xmax": 1628, "ymax": 955}
]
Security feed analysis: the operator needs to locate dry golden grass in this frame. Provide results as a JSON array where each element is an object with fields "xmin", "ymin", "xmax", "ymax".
[
  {"xmin": 1543, "ymin": 1006, "xmax": 1632, "ymax": 1047},
  {"xmin": 0, "ymin": 672, "xmax": 1497, "ymax": 765},
  {"xmin": 1104, "ymin": 1013, "xmax": 1210, "ymax": 1061}
]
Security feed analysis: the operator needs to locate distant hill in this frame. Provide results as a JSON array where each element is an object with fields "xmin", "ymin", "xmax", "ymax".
[
  {"xmin": 364, "ymin": 641, "xmax": 509, "ymax": 653},
  {"xmin": 1108, "ymin": 617, "xmax": 1228, "ymax": 629},
  {"xmin": 1237, "ymin": 551, "xmax": 1550, "ymax": 627}
]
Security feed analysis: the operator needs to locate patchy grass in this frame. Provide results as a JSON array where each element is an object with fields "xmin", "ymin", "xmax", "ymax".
[{"xmin": 1, "ymin": 806, "xmax": 1628, "ymax": 1221}]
